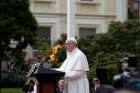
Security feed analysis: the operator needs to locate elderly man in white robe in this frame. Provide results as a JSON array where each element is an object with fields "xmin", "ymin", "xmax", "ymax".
[{"xmin": 56, "ymin": 37, "xmax": 90, "ymax": 93}]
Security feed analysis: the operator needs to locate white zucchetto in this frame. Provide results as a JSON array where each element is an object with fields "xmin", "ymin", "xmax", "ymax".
[{"xmin": 66, "ymin": 37, "xmax": 77, "ymax": 44}]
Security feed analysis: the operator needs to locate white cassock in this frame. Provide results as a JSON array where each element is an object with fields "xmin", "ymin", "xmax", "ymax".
[{"xmin": 57, "ymin": 48, "xmax": 89, "ymax": 93}]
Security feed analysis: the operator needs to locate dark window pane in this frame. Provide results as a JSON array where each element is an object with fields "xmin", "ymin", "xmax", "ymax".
[
  {"xmin": 79, "ymin": 28, "xmax": 96, "ymax": 38},
  {"xmin": 37, "ymin": 27, "xmax": 51, "ymax": 45}
]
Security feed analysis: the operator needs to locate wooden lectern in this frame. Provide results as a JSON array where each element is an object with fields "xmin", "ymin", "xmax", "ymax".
[{"xmin": 29, "ymin": 61, "xmax": 65, "ymax": 93}]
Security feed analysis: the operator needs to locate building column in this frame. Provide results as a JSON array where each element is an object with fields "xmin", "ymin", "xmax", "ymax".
[
  {"xmin": 67, "ymin": 0, "xmax": 76, "ymax": 38},
  {"xmin": 116, "ymin": 0, "xmax": 128, "ymax": 22},
  {"xmin": 100, "ymin": 0, "xmax": 106, "ymax": 14}
]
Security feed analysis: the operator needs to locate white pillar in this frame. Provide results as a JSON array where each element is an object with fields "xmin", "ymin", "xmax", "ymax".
[
  {"xmin": 101, "ymin": 0, "xmax": 105, "ymax": 14},
  {"xmin": 67, "ymin": 0, "xmax": 76, "ymax": 38},
  {"xmin": 116, "ymin": 0, "xmax": 128, "ymax": 22}
]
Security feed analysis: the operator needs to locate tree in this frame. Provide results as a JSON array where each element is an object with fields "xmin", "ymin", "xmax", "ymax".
[
  {"xmin": 0, "ymin": 0, "xmax": 37, "ymax": 69},
  {"xmin": 78, "ymin": 20, "xmax": 140, "ymax": 82}
]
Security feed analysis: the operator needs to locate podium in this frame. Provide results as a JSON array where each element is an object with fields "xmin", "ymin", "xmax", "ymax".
[{"xmin": 29, "ymin": 61, "xmax": 65, "ymax": 93}]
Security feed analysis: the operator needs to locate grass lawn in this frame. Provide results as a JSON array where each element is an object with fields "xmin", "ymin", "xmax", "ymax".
[{"xmin": 1, "ymin": 88, "xmax": 24, "ymax": 93}]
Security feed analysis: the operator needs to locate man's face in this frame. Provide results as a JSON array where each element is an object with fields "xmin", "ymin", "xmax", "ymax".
[
  {"xmin": 58, "ymin": 80, "xmax": 64, "ymax": 91},
  {"xmin": 65, "ymin": 41, "xmax": 76, "ymax": 52},
  {"xmin": 92, "ymin": 77, "xmax": 100, "ymax": 85}
]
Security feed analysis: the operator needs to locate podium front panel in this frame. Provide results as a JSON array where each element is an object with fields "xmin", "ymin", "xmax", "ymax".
[{"xmin": 39, "ymin": 83, "xmax": 55, "ymax": 93}]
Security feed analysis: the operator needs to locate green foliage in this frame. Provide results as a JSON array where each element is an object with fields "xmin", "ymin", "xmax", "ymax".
[
  {"xmin": 55, "ymin": 33, "xmax": 67, "ymax": 63},
  {"xmin": 88, "ymin": 61, "xmax": 98, "ymax": 79},
  {"xmin": 55, "ymin": 33, "xmax": 67, "ymax": 45},
  {"xmin": 1, "ymin": 71, "xmax": 25, "ymax": 88},
  {"xmin": 78, "ymin": 20, "xmax": 140, "ymax": 80},
  {"xmin": 0, "ymin": 0, "xmax": 37, "ymax": 68},
  {"xmin": 106, "ymin": 64, "xmax": 118, "ymax": 83},
  {"xmin": 128, "ymin": 8, "xmax": 139, "ymax": 19},
  {"xmin": 1, "ymin": 88, "xmax": 24, "ymax": 93},
  {"xmin": 39, "ymin": 42, "xmax": 51, "ymax": 56}
]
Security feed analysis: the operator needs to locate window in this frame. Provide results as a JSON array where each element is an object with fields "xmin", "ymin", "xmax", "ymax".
[
  {"xmin": 37, "ymin": 27, "xmax": 51, "ymax": 45},
  {"xmin": 79, "ymin": 28, "xmax": 96, "ymax": 38},
  {"xmin": 128, "ymin": 0, "xmax": 140, "ymax": 19},
  {"xmin": 32, "ymin": 27, "xmax": 51, "ymax": 57}
]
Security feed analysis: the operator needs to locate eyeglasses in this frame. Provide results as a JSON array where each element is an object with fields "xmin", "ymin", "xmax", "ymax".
[
  {"xmin": 65, "ymin": 42, "xmax": 71, "ymax": 46},
  {"xmin": 65, "ymin": 43, "xmax": 68, "ymax": 45},
  {"xmin": 93, "ymin": 79, "xmax": 99, "ymax": 82}
]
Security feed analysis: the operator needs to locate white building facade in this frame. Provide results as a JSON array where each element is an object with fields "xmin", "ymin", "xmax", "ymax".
[{"xmin": 30, "ymin": 0, "xmax": 128, "ymax": 46}]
